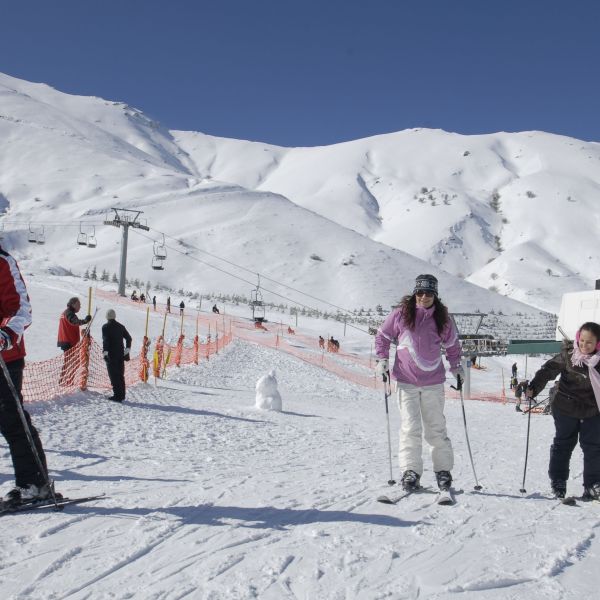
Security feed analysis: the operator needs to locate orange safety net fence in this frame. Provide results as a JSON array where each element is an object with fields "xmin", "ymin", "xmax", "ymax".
[{"xmin": 22, "ymin": 331, "xmax": 232, "ymax": 404}]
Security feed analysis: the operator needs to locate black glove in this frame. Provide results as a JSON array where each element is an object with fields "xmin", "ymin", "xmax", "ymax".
[
  {"xmin": 124, "ymin": 348, "xmax": 131, "ymax": 362},
  {"xmin": 84, "ymin": 315, "xmax": 92, "ymax": 324}
]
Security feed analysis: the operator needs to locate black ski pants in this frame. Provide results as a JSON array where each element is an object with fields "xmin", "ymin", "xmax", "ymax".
[
  {"xmin": 106, "ymin": 358, "xmax": 126, "ymax": 401},
  {"xmin": 549, "ymin": 407, "xmax": 600, "ymax": 487},
  {"xmin": 0, "ymin": 359, "xmax": 48, "ymax": 487}
]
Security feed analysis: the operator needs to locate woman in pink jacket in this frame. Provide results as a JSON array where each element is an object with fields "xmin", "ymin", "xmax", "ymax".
[{"xmin": 375, "ymin": 274, "xmax": 463, "ymax": 492}]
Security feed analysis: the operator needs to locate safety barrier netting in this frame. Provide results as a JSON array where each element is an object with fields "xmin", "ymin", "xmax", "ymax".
[
  {"xmin": 25, "ymin": 287, "xmax": 505, "ymax": 403},
  {"xmin": 21, "ymin": 330, "xmax": 232, "ymax": 404}
]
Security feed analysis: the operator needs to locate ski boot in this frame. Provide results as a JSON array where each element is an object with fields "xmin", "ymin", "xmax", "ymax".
[
  {"xmin": 550, "ymin": 480, "xmax": 567, "ymax": 499},
  {"xmin": 435, "ymin": 470, "xmax": 452, "ymax": 491},
  {"xmin": 582, "ymin": 483, "xmax": 600, "ymax": 501},
  {"xmin": 400, "ymin": 470, "xmax": 421, "ymax": 491}
]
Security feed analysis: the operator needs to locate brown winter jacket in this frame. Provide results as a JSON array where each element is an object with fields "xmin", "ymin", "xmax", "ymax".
[{"xmin": 528, "ymin": 342, "xmax": 600, "ymax": 419}]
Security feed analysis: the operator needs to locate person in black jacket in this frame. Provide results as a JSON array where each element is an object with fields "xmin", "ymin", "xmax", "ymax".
[
  {"xmin": 102, "ymin": 309, "xmax": 132, "ymax": 403},
  {"xmin": 527, "ymin": 321, "xmax": 600, "ymax": 500}
]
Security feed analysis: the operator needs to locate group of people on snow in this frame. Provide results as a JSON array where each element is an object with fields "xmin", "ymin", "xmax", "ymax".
[
  {"xmin": 2, "ymin": 248, "xmax": 600, "ymax": 509},
  {"xmin": 374, "ymin": 273, "xmax": 600, "ymax": 502},
  {"xmin": 0, "ymin": 244, "xmax": 133, "ymax": 505}
]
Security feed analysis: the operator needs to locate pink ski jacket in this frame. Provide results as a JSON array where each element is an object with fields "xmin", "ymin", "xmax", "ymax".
[{"xmin": 375, "ymin": 305, "xmax": 461, "ymax": 387}]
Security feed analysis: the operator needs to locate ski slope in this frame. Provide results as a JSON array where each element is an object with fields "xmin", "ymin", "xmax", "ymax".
[{"xmin": 0, "ymin": 282, "xmax": 598, "ymax": 599}]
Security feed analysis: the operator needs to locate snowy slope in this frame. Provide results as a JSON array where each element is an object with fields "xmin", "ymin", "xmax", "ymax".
[
  {"xmin": 0, "ymin": 72, "xmax": 555, "ymax": 322},
  {"xmin": 174, "ymin": 131, "xmax": 600, "ymax": 313},
  {"xmin": 0, "ymin": 272, "xmax": 598, "ymax": 599}
]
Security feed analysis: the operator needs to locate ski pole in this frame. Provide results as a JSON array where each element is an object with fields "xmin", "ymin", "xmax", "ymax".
[
  {"xmin": 520, "ymin": 393, "xmax": 534, "ymax": 494},
  {"xmin": 382, "ymin": 371, "xmax": 396, "ymax": 486},
  {"xmin": 451, "ymin": 374, "xmax": 482, "ymax": 490},
  {"xmin": 0, "ymin": 354, "xmax": 60, "ymax": 509}
]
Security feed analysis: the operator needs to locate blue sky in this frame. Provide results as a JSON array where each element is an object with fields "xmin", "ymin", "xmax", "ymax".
[{"xmin": 2, "ymin": 0, "xmax": 599, "ymax": 146}]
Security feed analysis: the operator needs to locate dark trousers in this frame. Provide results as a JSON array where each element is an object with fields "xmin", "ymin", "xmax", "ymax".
[
  {"xmin": 106, "ymin": 359, "xmax": 126, "ymax": 400},
  {"xmin": 549, "ymin": 408, "xmax": 600, "ymax": 487},
  {"xmin": 0, "ymin": 359, "xmax": 48, "ymax": 487}
]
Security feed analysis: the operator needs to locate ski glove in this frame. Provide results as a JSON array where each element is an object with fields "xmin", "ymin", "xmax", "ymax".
[
  {"xmin": 103, "ymin": 351, "xmax": 109, "ymax": 362},
  {"xmin": 0, "ymin": 329, "xmax": 13, "ymax": 351},
  {"xmin": 451, "ymin": 366, "xmax": 465, "ymax": 380},
  {"xmin": 124, "ymin": 347, "xmax": 130, "ymax": 362},
  {"xmin": 375, "ymin": 358, "xmax": 389, "ymax": 377},
  {"xmin": 84, "ymin": 315, "xmax": 92, "ymax": 324}
]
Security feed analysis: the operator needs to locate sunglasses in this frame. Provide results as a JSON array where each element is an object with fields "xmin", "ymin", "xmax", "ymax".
[{"xmin": 415, "ymin": 290, "xmax": 435, "ymax": 298}]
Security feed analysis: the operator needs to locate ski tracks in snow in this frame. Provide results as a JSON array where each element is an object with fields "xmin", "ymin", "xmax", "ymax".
[{"xmin": 2, "ymin": 341, "xmax": 600, "ymax": 598}]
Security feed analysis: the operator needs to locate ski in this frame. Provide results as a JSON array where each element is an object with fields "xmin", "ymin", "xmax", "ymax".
[
  {"xmin": 377, "ymin": 486, "xmax": 432, "ymax": 505},
  {"xmin": 559, "ymin": 496, "xmax": 577, "ymax": 506},
  {"xmin": 436, "ymin": 489, "xmax": 455, "ymax": 505},
  {"xmin": 0, "ymin": 493, "xmax": 106, "ymax": 516}
]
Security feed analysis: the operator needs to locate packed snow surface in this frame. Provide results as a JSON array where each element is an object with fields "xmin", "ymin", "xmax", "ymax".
[{"xmin": 0, "ymin": 278, "xmax": 598, "ymax": 600}]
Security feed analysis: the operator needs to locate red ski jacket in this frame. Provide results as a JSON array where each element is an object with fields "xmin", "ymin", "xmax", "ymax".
[{"xmin": 0, "ymin": 247, "xmax": 31, "ymax": 363}]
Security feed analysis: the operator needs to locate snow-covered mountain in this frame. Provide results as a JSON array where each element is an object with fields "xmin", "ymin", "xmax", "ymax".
[{"xmin": 1, "ymin": 71, "xmax": 597, "ymax": 317}]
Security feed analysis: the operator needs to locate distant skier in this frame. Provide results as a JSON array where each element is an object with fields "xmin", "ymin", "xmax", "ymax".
[
  {"xmin": 152, "ymin": 296, "xmax": 157, "ymax": 311},
  {"xmin": 527, "ymin": 322, "xmax": 600, "ymax": 500},
  {"xmin": 166, "ymin": 296, "xmax": 171, "ymax": 313},
  {"xmin": 179, "ymin": 300, "xmax": 185, "ymax": 316},
  {"xmin": 212, "ymin": 304, "xmax": 220, "ymax": 314},
  {"xmin": 512, "ymin": 362, "xmax": 518, "ymax": 379},
  {"xmin": 374, "ymin": 274, "xmax": 462, "ymax": 493},
  {"xmin": 514, "ymin": 380, "xmax": 528, "ymax": 412},
  {"xmin": 0, "ymin": 243, "xmax": 55, "ymax": 505}
]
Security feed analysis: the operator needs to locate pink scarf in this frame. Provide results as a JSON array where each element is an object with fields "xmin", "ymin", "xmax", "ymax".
[{"xmin": 571, "ymin": 347, "xmax": 600, "ymax": 412}]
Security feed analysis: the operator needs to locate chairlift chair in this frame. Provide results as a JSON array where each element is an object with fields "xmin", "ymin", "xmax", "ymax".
[
  {"xmin": 28, "ymin": 224, "xmax": 37, "ymax": 243},
  {"xmin": 151, "ymin": 256, "xmax": 165, "ymax": 271},
  {"xmin": 87, "ymin": 226, "xmax": 97, "ymax": 248},
  {"xmin": 36, "ymin": 225, "xmax": 45, "ymax": 245},
  {"xmin": 77, "ymin": 223, "xmax": 88, "ymax": 246},
  {"xmin": 154, "ymin": 236, "xmax": 167, "ymax": 260},
  {"xmin": 250, "ymin": 282, "xmax": 265, "ymax": 322}
]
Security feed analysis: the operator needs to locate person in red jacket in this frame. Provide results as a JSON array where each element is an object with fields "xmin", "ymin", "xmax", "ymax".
[
  {"xmin": 57, "ymin": 297, "xmax": 91, "ymax": 386},
  {"xmin": 57, "ymin": 297, "xmax": 91, "ymax": 352},
  {"xmin": 0, "ymin": 244, "xmax": 54, "ymax": 505}
]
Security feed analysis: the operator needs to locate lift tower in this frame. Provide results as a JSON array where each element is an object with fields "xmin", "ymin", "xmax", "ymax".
[{"xmin": 103, "ymin": 208, "xmax": 150, "ymax": 297}]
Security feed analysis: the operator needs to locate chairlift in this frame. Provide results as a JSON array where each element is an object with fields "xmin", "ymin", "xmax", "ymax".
[
  {"xmin": 28, "ymin": 223, "xmax": 37, "ymax": 243},
  {"xmin": 151, "ymin": 256, "xmax": 165, "ymax": 271},
  {"xmin": 87, "ymin": 226, "xmax": 97, "ymax": 248},
  {"xmin": 77, "ymin": 222, "xmax": 88, "ymax": 246},
  {"xmin": 250, "ymin": 275, "xmax": 266, "ymax": 322},
  {"xmin": 36, "ymin": 225, "xmax": 45, "ymax": 245},
  {"xmin": 153, "ymin": 234, "xmax": 167, "ymax": 260}
]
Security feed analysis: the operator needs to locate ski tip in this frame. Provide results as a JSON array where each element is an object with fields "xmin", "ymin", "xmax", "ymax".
[
  {"xmin": 376, "ymin": 496, "xmax": 394, "ymax": 504},
  {"xmin": 561, "ymin": 496, "xmax": 577, "ymax": 506}
]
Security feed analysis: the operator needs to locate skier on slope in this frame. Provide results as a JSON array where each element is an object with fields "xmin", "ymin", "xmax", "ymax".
[
  {"xmin": 0, "ymin": 244, "xmax": 55, "ymax": 505},
  {"xmin": 526, "ymin": 321, "xmax": 600, "ymax": 500},
  {"xmin": 374, "ymin": 274, "xmax": 463, "ymax": 493}
]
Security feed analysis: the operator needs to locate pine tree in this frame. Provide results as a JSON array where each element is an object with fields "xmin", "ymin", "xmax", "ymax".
[{"xmin": 90, "ymin": 266, "xmax": 97, "ymax": 281}]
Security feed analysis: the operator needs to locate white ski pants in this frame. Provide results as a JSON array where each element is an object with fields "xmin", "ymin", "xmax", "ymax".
[{"xmin": 396, "ymin": 383, "xmax": 454, "ymax": 475}]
